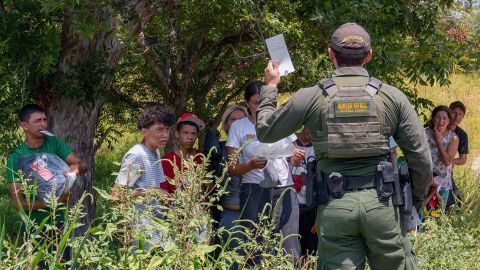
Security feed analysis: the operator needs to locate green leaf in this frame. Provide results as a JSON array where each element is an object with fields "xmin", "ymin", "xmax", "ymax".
[
  {"xmin": 147, "ymin": 255, "xmax": 165, "ymax": 269},
  {"xmin": 194, "ymin": 244, "xmax": 217, "ymax": 257},
  {"xmin": 94, "ymin": 187, "xmax": 113, "ymax": 200}
]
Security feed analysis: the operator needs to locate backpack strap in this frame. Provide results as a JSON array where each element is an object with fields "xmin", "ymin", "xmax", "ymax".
[
  {"xmin": 365, "ymin": 77, "xmax": 382, "ymax": 97},
  {"xmin": 320, "ymin": 76, "xmax": 383, "ymax": 98},
  {"xmin": 319, "ymin": 78, "xmax": 338, "ymax": 97}
]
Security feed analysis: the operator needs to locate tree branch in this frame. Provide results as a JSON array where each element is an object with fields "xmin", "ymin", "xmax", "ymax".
[
  {"xmin": 109, "ymin": 87, "xmax": 157, "ymax": 109},
  {"xmin": 139, "ymin": 32, "xmax": 169, "ymax": 92},
  {"xmin": 167, "ymin": 1, "xmax": 180, "ymax": 92},
  {"xmin": 207, "ymin": 30, "xmax": 254, "ymax": 55},
  {"xmin": 210, "ymin": 82, "xmax": 246, "ymax": 127},
  {"xmin": 204, "ymin": 47, "xmax": 233, "ymax": 93},
  {"xmin": 93, "ymin": 127, "xmax": 111, "ymax": 154}
]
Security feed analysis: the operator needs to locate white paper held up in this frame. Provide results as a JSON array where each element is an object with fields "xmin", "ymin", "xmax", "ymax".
[{"xmin": 265, "ymin": 34, "xmax": 295, "ymax": 76}]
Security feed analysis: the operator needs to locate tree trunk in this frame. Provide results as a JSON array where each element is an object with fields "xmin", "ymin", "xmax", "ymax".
[{"xmin": 45, "ymin": 100, "xmax": 103, "ymax": 229}]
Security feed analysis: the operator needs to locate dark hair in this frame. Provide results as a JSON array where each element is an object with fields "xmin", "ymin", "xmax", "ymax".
[
  {"xmin": 19, "ymin": 104, "xmax": 45, "ymax": 122},
  {"xmin": 449, "ymin": 101, "xmax": 466, "ymax": 114},
  {"xmin": 137, "ymin": 105, "xmax": 175, "ymax": 129},
  {"xmin": 176, "ymin": 121, "xmax": 199, "ymax": 133},
  {"xmin": 244, "ymin": 81, "xmax": 263, "ymax": 102},
  {"xmin": 332, "ymin": 49, "xmax": 369, "ymax": 67},
  {"xmin": 244, "ymin": 81, "xmax": 264, "ymax": 115},
  {"xmin": 427, "ymin": 105, "xmax": 452, "ymax": 128}
]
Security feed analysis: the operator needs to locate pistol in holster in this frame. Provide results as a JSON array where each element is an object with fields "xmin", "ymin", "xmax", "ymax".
[
  {"xmin": 377, "ymin": 160, "xmax": 402, "ymax": 205},
  {"xmin": 399, "ymin": 162, "xmax": 413, "ymax": 215},
  {"xmin": 376, "ymin": 158, "xmax": 413, "ymax": 215},
  {"xmin": 306, "ymin": 159, "xmax": 329, "ymax": 207}
]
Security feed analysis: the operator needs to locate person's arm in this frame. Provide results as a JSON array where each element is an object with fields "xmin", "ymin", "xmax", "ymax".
[
  {"xmin": 453, "ymin": 131, "xmax": 468, "ymax": 165},
  {"xmin": 288, "ymin": 138, "xmax": 304, "ymax": 167},
  {"xmin": 453, "ymin": 154, "xmax": 467, "ymax": 165},
  {"xmin": 393, "ymin": 91, "xmax": 433, "ymax": 199},
  {"xmin": 226, "ymin": 146, "xmax": 267, "ymax": 176},
  {"xmin": 53, "ymin": 136, "xmax": 88, "ymax": 174},
  {"xmin": 256, "ymin": 61, "xmax": 316, "ymax": 143},
  {"xmin": 64, "ymin": 153, "xmax": 88, "ymax": 174},
  {"xmin": 432, "ymin": 131, "xmax": 459, "ymax": 167},
  {"xmin": 9, "ymin": 183, "xmax": 45, "ymax": 211}
]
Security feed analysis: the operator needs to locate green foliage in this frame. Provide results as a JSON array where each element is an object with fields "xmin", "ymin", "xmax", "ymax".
[
  {"xmin": 109, "ymin": 0, "xmax": 477, "ymax": 130},
  {"xmin": 414, "ymin": 217, "xmax": 480, "ymax": 269},
  {"xmin": 0, "ymin": 173, "xmax": 22, "ymax": 238},
  {"xmin": 0, "ymin": 151, "xmax": 304, "ymax": 269},
  {"xmin": 0, "ymin": 0, "xmax": 478, "ymax": 151},
  {"xmin": 301, "ymin": 0, "xmax": 473, "ymax": 115},
  {"xmin": 0, "ymin": 0, "xmax": 58, "ymax": 155}
]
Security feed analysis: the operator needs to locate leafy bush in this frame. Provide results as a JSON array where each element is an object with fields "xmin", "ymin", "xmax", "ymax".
[{"xmin": 0, "ymin": 152, "xmax": 304, "ymax": 269}]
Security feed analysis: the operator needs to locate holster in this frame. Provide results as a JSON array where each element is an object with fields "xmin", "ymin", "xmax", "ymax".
[
  {"xmin": 376, "ymin": 161, "xmax": 396, "ymax": 201},
  {"xmin": 306, "ymin": 159, "xmax": 329, "ymax": 207},
  {"xmin": 306, "ymin": 159, "xmax": 317, "ymax": 207},
  {"xmin": 326, "ymin": 172, "xmax": 345, "ymax": 199},
  {"xmin": 399, "ymin": 162, "xmax": 413, "ymax": 215}
]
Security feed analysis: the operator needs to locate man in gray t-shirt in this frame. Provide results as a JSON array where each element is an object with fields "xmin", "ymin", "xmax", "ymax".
[
  {"xmin": 111, "ymin": 105, "xmax": 175, "ymax": 250},
  {"xmin": 116, "ymin": 143, "xmax": 166, "ymax": 190}
]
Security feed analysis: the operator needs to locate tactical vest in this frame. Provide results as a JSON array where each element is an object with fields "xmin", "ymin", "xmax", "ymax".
[{"xmin": 316, "ymin": 77, "xmax": 390, "ymax": 159}]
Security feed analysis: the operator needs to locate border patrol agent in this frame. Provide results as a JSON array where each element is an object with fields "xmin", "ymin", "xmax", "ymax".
[{"xmin": 255, "ymin": 23, "xmax": 432, "ymax": 270}]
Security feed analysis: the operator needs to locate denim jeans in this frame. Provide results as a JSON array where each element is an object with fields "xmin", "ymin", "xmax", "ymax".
[{"xmin": 220, "ymin": 209, "xmax": 240, "ymax": 231}]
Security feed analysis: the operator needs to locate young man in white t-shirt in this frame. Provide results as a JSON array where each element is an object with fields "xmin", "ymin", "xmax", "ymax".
[{"xmin": 111, "ymin": 105, "xmax": 174, "ymax": 250}]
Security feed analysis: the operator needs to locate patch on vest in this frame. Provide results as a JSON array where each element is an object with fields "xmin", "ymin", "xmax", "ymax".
[{"xmin": 334, "ymin": 99, "xmax": 370, "ymax": 117}]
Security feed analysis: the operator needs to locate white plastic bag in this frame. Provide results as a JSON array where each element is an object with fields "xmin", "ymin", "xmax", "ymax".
[
  {"xmin": 18, "ymin": 153, "xmax": 76, "ymax": 204},
  {"xmin": 243, "ymin": 137, "xmax": 295, "ymax": 159}
]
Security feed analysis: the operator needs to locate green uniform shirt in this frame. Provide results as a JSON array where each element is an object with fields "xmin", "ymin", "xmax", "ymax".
[
  {"xmin": 6, "ymin": 135, "xmax": 72, "ymax": 224},
  {"xmin": 256, "ymin": 67, "xmax": 432, "ymax": 198}
]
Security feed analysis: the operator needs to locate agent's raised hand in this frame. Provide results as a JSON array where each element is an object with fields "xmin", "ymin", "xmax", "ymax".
[{"xmin": 264, "ymin": 60, "xmax": 280, "ymax": 87}]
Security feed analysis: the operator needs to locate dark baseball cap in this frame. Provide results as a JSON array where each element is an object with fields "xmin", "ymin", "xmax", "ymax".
[{"xmin": 331, "ymin": 22, "xmax": 371, "ymax": 54}]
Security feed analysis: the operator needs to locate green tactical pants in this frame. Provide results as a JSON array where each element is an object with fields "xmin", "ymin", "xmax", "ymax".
[{"xmin": 316, "ymin": 189, "xmax": 416, "ymax": 270}]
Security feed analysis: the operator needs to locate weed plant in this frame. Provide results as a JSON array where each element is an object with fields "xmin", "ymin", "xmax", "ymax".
[{"xmin": 0, "ymin": 151, "xmax": 303, "ymax": 269}]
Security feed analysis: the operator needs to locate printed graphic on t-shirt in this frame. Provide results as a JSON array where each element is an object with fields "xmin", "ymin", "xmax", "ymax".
[
  {"xmin": 246, "ymin": 134, "xmax": 256, "ymax": 141},
  {"xmin": 30, "ymin": 158, "xmax": 55, "ymax": 181}
]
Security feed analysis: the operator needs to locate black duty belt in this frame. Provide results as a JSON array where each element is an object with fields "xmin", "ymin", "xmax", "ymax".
[{"xmin": 343, "ymin": 175, "xmax": 377, "ymax": 190}]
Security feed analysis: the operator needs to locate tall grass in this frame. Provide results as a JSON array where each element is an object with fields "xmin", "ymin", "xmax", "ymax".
[
  {"xmin": 412, "ymin": 73, "xmax": 480, "ymax": 269},
  {"xmin": 0, "ymin": 163, "xmax": 22, "ymax": 239},
  {"xmin": 417, "ymin": 73, "xmax": 480, "ymax": 151}
]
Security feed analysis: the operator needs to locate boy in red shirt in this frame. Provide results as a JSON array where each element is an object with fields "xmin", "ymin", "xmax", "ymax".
[{"xmin": 161, "ymin": 112, "xmax": 205, "ymax": 193}]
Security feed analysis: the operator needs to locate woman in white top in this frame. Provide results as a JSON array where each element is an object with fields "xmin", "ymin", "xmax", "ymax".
[{"xmin": 226, "ymin": 81, "xmax": 302, "ymax": 262}]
